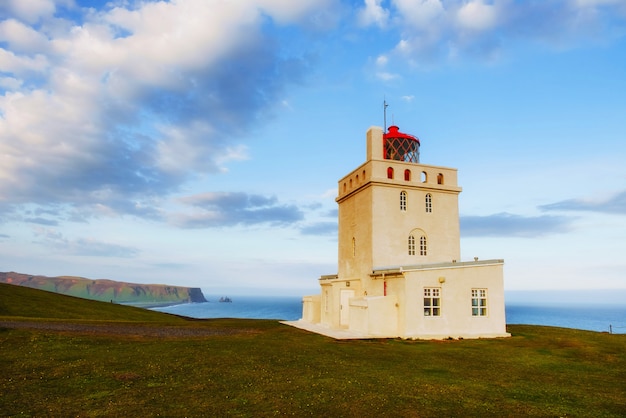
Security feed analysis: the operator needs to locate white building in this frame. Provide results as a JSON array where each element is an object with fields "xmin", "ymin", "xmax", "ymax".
[{"xmin": 298, "ymin": 126, "xmax": 510, "ymax": 339}]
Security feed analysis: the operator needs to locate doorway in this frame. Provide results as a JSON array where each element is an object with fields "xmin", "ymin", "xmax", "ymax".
[{"xmin": 340, "ymin": 289, "xmax": 355, "ymax": 326}]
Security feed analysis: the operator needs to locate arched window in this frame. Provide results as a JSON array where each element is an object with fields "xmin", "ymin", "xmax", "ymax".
[
  {"xmin": 324, "ymin": 289, "xmax": 329, "ymax": 313},
  {"xmin": 425, "ymin": 193, "xmax": 432, "ymax": 213},
  {"xmin": 437, "ymin": 173, "xmax": 444, "ymax": 185},
  {"xmin": 410, "ymin": 228, "xmax": 426, "ymax": 256},
  {"xmin": 343, "ymin": 182, "xmax": 346, "ymax": 192},
  {"xmin": 421, "ymin": 171, "xmax": 428, "ymax": 183},
  {"xmin": 400, "ymin": 191, "xmax": 407, "ymax": 211},
  {"xmin": 349, "ymin": 178, "xmax": 353, "ymax": 188},
  {"xmin": 387, "ymin": 167, "xmax": 394, "ymax": 179},
  {"xmin": 420, "ymin": 236, "xmax": 427, "ymax": 256},
  {"xmin": 404, "ymin": 169, "xmax": 411, "ymax": 181}
]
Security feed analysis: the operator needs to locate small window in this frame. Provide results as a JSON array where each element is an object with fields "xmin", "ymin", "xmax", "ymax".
[
  {"xmin": 404, "ymin": 169, "xmax": 411, "ymax": 181},
  {"xmin": 408, "ymin": 235, "xmax": 415, "ymax": 255},
  {"xmin": 421, "ymin": 171, "xmax": 428, "ymax": 183},
  {"xmin": 352, "ymin": 237, "xmax": 356, "ymax": 257},
  {"xmin": 387, "ymin": 167, "xmax": 394, "ymax": 179},
  {"xmin": 472, "ymin": 289, "xmax": 488, "ymax": 316},
  {"xmin": 324, "ymin": 290, "xmax": 329, "ymax": 313},
  {"xmin": 424, "ymin": 288, "xmax": 441, "ymax": 316},
  {"xmin": 419, "ymin": 235, "xmax": 427, "ymax": 256},
  {"xmin": 343, "ymin": 183, "xmax": 346, "ymax": 192},
  {"xmin": 437, "ymin": 173, "xmax": 444, "ymax": 185},
  {"xmin": 356, "ymin": 174, "xmax": 359, "ymax": 183},
  {"xmin": 425, "ymin": 193, "xmax": 432, "ymax": 213},
  {"xmin": 400, "ymin": 191, "xmax": 407, "ymax": 211}
]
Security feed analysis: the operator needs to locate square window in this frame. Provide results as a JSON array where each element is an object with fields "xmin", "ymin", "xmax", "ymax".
[
  {"xmin": 471, "ymin": 289, "xmax": 488, "ymax": 316},
  {"xmin": 423, "ymin": 287, "xmax": 441, "ymax": 317}
]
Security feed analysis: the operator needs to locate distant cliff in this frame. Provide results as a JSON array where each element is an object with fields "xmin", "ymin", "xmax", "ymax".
[{"xmin": 0, "ymin": 272, "xmax": 207, "ymax": 306}]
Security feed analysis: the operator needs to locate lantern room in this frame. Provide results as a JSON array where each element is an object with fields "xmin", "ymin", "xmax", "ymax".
[{"xmin": 383, "ymin": 125, "xmax": 420, "ymax": 163}]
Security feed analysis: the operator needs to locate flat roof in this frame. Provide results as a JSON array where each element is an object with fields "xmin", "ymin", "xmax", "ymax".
[{"xmin": 372, "ymin": 259, "xmax": 504, "ymax": 275}]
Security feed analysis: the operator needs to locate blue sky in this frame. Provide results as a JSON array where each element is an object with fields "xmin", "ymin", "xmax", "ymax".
[{"xmin": 1, "ymin": 0, "xmax": 625, "ymax": 297}]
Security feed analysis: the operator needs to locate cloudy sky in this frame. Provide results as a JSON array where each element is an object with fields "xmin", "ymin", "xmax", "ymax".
[{"xmin": 1, "ymin": 0, "xmax": 625, "ymax": 297}]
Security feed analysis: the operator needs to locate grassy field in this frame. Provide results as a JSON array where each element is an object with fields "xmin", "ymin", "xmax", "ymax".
[{"xmin": 1, "ymin": 283, "xmax": 625, "ymax": 417}]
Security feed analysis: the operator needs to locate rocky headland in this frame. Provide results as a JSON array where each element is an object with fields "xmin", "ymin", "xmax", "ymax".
[{"xmin": 0, "ymin": 271, "xmax": 207, "ymax": 306}]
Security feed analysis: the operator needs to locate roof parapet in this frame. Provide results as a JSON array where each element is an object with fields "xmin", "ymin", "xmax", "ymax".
[{"xmin": 372, "ymin": 259, "xmax": 504, "ymax": 275}]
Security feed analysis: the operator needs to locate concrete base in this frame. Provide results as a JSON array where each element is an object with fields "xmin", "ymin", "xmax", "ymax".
[
  {"xmin": 281, "ymin": 320, "xmax": 391, "ymax": 340},
  {"xmin": 282, "ymin": 320, "xmax": 511, "ymax": 340}
]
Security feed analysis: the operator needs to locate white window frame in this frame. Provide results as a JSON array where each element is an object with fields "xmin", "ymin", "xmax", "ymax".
[
  {"xmin": 400, "ymin": 191, "xmax": 407, "ymax": 211},
  {"xmin": 419, "ymin": 235, "xmax": 427, "ymax": 256},
  {"xmin": 472, "ymin": 289, "xmax": 488, "ymax": 316},
  {"xmin": 424, "ymin": 288, "xmax": 441, "ymax": 316}
]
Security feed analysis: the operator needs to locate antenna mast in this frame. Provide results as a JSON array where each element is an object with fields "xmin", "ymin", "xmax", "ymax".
[{"xmin": 383, "ymin": 99, "xmax": 389, "ymax": 133}]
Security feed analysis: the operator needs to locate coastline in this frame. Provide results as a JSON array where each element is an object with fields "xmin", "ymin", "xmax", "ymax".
[
  {"xmin": 119, "ymin": 300, "xmax": 199, "ymax": 309},
  {"xmin": 149, "ymin": 295, "xmax": 626, "ymax": 334}
]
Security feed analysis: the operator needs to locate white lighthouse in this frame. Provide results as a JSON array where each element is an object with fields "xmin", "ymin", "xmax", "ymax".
[{"xmin": 297, "ymin": 125, "xmax": 509, "ymax": 339}]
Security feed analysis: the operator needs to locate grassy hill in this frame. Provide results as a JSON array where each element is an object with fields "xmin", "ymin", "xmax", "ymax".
[
  {"xmin": 1, "ymin": 283, "xmax": 625, "ymax": 417},
  {"xmin": 0, "ymin": 282, "xmax": 186, "ymax": 322}
]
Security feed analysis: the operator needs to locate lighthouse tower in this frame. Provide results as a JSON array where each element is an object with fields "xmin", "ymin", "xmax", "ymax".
[
  {"xmin": 337, "ymin": 126, "xmax": 462, "ymax": 286},
  {"xmin": 298, "ymin": 125, "xmax": 508, "ymax": 340}
]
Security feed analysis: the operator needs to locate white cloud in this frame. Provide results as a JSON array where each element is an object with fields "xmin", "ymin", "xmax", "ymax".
[
  {"xmin": 456, "ymin": 0, "xmax": 499, "ymax": 32},
  {"xmin": 257, "ymin": 0, "xmax": 335, "ymax": 24},
  {"xmin": 0, "ymin": 77, "xmax": 22, "ymax": 90},
  {"xmin": 173, "ymin": 191, "xmax": 304, "ymax": 228},
  {"xmin": 393, "ymin": 0, "xmax": 445, "ymax": 28},
  {"xmin": 376, "ymin": 71, "xmax": 400, "ymax": 81},
  {"xmin": 102, "ymin": 0, "xmax": 259, "ymax": 74},
  {"xmin": 0, "ymin": 49, "xmax": 48, "ymax": 74},
  {"xmin": 373, "ymin": 54, "xmax": 400, "ymax": 80},
  {"xmin": 461, "ymin": 212, "xmax": 573, "ymax": 238},
  {"xmin": 576, "ymin": 0, "xmax": 622, "ymax": 6},
  {"xmin": 0, "ymin": 19, "xmax": 50, "ymax": 53},
  {"xmin": 541, "ymin": 190, "xmax": 626, "ymax": 215},
  {"xmin": 156, "ymin": 121, "xmax": 249, "ymax": 175},
  {"xmin": 0, "ymin": 0, "xmax": 335, "ymax": 220},
  {"xmin": 358, "ymin": 0, "xmax": 390, "ymax": 27},
  {"xmin": 33, "ymin": 226, "xmax": 140, "ymax": 257},
  {"xmin": 375, "ymin": 0, "xmax": 626, "ymax": 67},
  {"xmin": 0, "ymin": 0, "xmax": 58, "ymax": 24}
]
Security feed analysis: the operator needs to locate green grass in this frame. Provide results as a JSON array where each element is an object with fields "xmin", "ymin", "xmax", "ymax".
[
  {"xmin": 1, "ymin": 283, "xmax": 625, "ymax": 417},
  {"xmin": 0, "ymin": 282, "xmax": 185, "ymax": 322}
]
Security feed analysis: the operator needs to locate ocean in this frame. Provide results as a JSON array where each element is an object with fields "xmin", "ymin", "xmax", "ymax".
[
  {"xmin": 151, "ymin": 291, "xmax": 626, "ymax": 334},
  {"xmin": 152, "ymin": 296, "xmax": 303, "ymax": 322}
]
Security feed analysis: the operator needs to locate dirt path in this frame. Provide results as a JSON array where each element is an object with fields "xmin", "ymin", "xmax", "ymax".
[{"xmin": 0, "ymin": 320, "xmax": 255, "ymax": 337}]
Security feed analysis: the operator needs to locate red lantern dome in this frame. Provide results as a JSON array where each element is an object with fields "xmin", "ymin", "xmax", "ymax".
[{"xmin": 383, "ymin": 126, "xmax": 420, "ymax": 163}]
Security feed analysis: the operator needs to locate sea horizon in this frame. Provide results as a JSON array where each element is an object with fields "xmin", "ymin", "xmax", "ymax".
[{"xmin": 152, "ymin": 289, "xmax": 626, "ymax": 335}]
